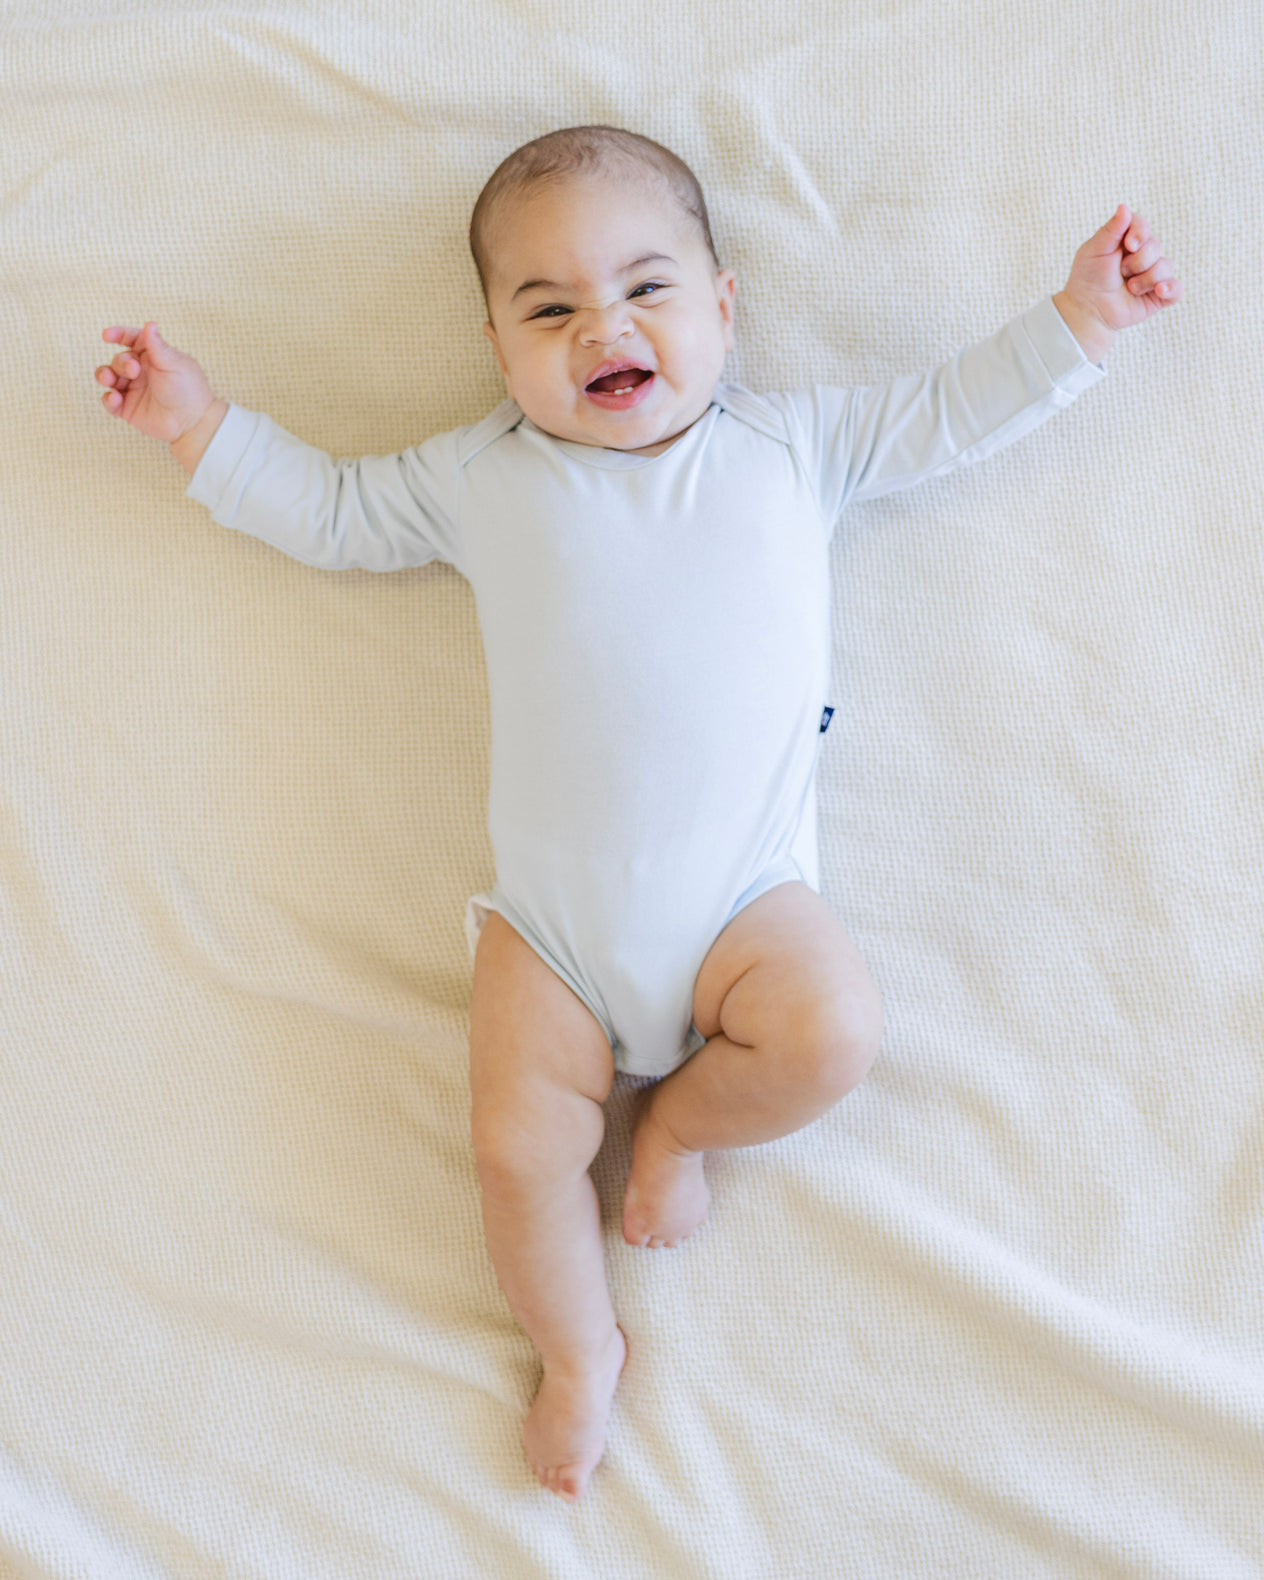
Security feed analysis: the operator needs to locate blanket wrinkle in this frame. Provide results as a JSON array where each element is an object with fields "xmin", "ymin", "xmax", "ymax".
[{"xmin": 903, "ymin": 1211, "xmax": 1264, "ymax": 1452}]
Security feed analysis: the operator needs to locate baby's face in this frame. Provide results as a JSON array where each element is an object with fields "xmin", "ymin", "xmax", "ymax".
[{"xmin": 481, "ymin": 175, "xmax": 736, "ymax": 457}]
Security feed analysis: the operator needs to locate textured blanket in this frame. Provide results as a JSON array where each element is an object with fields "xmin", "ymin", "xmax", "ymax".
[{"xmin": 3, "ymin": 1, "xmax": 1260, "ymax": 1575}]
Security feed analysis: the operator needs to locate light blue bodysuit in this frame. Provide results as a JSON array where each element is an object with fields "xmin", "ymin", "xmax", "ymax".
[{"xmin": 187, "ymin": 296, "xmax": 1104, "ymax": 1077}]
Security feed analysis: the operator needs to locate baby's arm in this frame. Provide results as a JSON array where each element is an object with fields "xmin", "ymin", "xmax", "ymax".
[
  {"xmin": 97, "ymin": 321, "xmax": 229, "ymax": 475},
  {"xmin": 780, "ymin": 206, "xmax": 1181, "ymax": 520},
  {"xmin": 96, "ymin": 320, "xmax": 459, "ymax": 572},
  {"xmin": 1051, "ymin": 204, "xmax": 1181, "ymax": 364}
]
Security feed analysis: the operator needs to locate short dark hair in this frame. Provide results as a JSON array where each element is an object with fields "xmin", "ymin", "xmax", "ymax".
[{"xmin": 469, "ymin": 125, "xmax": 720, "ymax": 310}]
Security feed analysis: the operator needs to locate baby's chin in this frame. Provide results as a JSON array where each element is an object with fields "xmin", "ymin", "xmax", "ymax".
[{"xmin": 553, "ymin": 391, "xmax": 716, "ymax": 455}]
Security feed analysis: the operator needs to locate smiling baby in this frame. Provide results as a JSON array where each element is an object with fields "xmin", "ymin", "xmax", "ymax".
[{"xmin": 97, "ymin": 124, "xmax": 1181, "ymax": 1503}]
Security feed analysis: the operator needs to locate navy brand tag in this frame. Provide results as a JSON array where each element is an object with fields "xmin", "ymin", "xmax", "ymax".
[{"xmin": 819, "ymin": 705, "xmax": 835, "ymax": 734}]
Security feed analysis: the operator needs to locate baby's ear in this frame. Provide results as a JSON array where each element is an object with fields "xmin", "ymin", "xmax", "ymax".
[
  {"xmin": 482, "ymin": 321, "xmax": 509, "ymax": 379},
  {"xmin": 716, "ymin": 269, "xmax": 737, "ymax": 345}
]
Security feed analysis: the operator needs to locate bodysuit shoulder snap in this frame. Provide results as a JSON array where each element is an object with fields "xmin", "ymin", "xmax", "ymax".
[
  {"xmin": 711, "ymin": 383, "xmax": 792, "ymax": 447},
  {"xmin": 457, "ymin": 399, "xmax": 524, "ymax": 467}
]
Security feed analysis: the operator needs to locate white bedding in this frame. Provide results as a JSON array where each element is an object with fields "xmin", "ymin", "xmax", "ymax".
[{"xmin": 3, "ymin": 1, "xmax": 1261, "ymax": 1575}]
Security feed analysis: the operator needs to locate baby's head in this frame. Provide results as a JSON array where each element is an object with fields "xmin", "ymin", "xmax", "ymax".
[{"xmin": 470, "ymin": 126, "xmax": 736, "ymax": 457}]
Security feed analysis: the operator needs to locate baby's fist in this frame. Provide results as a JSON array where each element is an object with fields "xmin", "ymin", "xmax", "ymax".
[
  {"xmin": 96, "ymin": 322, "xmax": 217, "ymax": 444},
  {"xmin": 1056, "ymin": 205, "xmax": 1182, "ymax": 356}
]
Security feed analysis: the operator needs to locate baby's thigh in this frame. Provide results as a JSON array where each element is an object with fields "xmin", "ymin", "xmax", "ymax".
[{"xmin": 468, "ymin": 913, "xmax": 615, "ymax": 1172}]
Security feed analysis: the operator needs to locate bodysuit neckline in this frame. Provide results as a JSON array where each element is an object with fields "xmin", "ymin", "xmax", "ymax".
[{"xmin": 517, "ymin": 402, "xmax": 720, "ymax": 470}]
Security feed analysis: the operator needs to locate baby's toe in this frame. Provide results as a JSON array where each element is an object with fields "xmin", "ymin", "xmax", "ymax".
[{"xmin": 553, "ymin": 1462, "xmax": 586, "ymax": 1501}]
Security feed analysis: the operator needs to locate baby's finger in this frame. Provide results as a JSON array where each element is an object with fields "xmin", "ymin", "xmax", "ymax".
[
  {"xmin": 1122, "ymin": 237, "xmax": 1162, "ymax": 278},
  {"xmin": 102, "ymin": 325, "xmax": 144, "ymax": 346},
  {"xmin": 1128, "ymin": 257, "xmax": 1176, "ymax": 294},
  {"xmin": 1124, "ymin": 214, "xmax": 1152, "ymax": 254}
]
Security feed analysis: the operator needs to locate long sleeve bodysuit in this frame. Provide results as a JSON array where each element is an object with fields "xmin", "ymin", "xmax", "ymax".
[{"xmin": 187, "ymin": 296, "xmax": 1104, "ymax": 1077}]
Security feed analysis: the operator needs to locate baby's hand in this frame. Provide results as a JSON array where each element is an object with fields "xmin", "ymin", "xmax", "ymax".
[
  {"xmin": 1053, "ymin": 205, "xmax": 1182, "ymax": 361},
  {"xmin": 96, "ymin": 322, "xmax": 218, "ymax": 443}
]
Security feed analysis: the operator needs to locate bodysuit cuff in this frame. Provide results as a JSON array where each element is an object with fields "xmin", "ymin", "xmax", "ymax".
[
  {"xmin": 1018, "ymin": 296, "xmax": 1109, "ymax": 395},
  {"xmin": 185, "ymin": 401, "xmax": 264, "ymax": 512}
]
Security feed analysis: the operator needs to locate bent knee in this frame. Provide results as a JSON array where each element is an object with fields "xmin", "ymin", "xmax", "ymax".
[{"xmin": 795, "ymin": 982, "xmax": 883, "ymax": 1102}]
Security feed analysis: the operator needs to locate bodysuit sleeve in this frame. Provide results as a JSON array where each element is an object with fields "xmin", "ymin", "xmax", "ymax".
[
  {"xmin": 769, "ymin": 295, "xmax": 1107, "ymax": 535},
  {"xmin": 185, "ymin": 404, "xmax": 463, "ymax": 573}
]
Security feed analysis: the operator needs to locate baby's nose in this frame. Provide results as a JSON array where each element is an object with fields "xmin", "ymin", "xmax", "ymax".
[{"xmin": 576, "ymin": 298, "xmax": 635, "ymax": 341}]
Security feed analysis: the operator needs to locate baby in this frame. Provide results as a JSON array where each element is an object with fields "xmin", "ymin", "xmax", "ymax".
[{"xmin": 97, "ymin": 125, "xmax": 1181, "ymax": 1503}]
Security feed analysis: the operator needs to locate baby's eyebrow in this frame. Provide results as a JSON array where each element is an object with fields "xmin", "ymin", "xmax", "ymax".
[{"xmin": 511, "ymin": 254, "xmax": 677, "ymax": 302}]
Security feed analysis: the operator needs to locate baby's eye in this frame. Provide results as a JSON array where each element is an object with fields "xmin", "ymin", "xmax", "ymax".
[{"xmin": 529, "ymin": 283, "xmax": 668, "ymax": 320}]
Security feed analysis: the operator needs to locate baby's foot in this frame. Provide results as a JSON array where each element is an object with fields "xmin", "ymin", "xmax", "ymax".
[
  {"xmin": 622, "ymin": 1088, "xmax": 711, "ymax": 1248},
  {"xmin": 524, "ymin": 1326, "xmax": 627, "ymax": 1502}
]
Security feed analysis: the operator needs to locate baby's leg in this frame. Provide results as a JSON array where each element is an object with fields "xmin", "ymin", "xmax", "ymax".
[
  {"xmin": 469, "ymin": 912, "xmax": 625, "ymax": 1504},
  {"xmin": 624, "ymin": 880, "xmax": 883, "ymax": 1247}
]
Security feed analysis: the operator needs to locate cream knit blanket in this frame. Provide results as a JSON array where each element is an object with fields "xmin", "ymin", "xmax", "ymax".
[{"xmin": 3, "ymin": 2, "xmax": 1260, "ymax": 1574}]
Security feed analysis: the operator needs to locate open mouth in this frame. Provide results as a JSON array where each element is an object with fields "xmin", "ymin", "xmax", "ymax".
[
  {"xmin": 585, "ymin": 367, "xmax": 653, "ymax": 394},
  {"xmin": 583, "ymin": 365, "xmax": 656, "ymax": 410}
]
